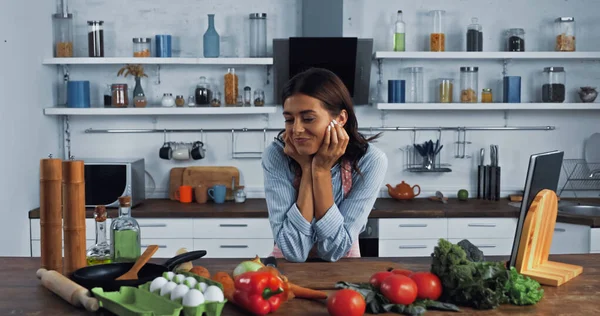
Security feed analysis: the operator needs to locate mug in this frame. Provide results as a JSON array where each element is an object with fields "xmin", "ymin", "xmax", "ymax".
[
  {"xmin": 191, "ymin": 141, "xmax": 206, "ymax": 160},
  {"xmin": 159, "ymin": 143, "xmax": 172, "ymax": 160},
  {"xmin": 194, "ymin": 184, "xmax": 208, "ymax": 204},
  {"xmin": 388, "ymin": 80, "xmax": 406, "ymax": 103},
  {"xmin": 173, "ymin": 144, "xmax": 190, "ymax": 160},
  {"xmin": 208, "ymin": 184, "xmax": 226, "ymax": 204},
  {"xmin": 175, "ymin": 185, "xmax": 193, "ymax": 203},
  {"xmin": 67, "ymin": 81, "xmax": 91, "ymax": 108}
]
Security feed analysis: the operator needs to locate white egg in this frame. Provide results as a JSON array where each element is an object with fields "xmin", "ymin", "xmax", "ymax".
[
  {"xmin": 203, "ymin": 285, "xmax": 225, "ymax": 302},
  {"xmin": 182, "ymin": 289, "xmax": 205, "ymax": 307},
  {"xmin": 160, "ymin": 281, "xmax": 178, "ymax": 297},
  {"xmin": 170, "ymin": 284, "xmax": 190, "ymax": 301},
  {"xmin": 184, "ymin": 276, "xmax": 198, "ymax": 288},
  {"xmin": 196, "ymin": 282, "xmax": 208, "ymax": 293},
  {"xmin": 149, "ymin": 277, "xmax": 168, "ymax": 293},
  {"xmin": 164, "ymin": 271, "xmax": 176, "ymax": 281},
  {"xmin": 173, "ymin": 274, "xmax": 186, "ymax": 284}
]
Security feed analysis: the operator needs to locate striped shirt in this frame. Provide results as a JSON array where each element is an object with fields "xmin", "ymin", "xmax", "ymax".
[{"xmin": 261, "ymin": 140, "xmax": 388, "ymax": 262}]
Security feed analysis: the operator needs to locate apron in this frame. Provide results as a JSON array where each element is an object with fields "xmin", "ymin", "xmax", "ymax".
[{"xmin": 269, "ymin": 160, "xmax": 361, "ymax": 259}]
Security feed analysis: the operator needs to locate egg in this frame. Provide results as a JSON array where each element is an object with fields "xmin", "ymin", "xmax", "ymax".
[
  {"xmin": 160, "ymin": 281, "xmax": 178, "ymax": 297},
  {"xmin": 182, "ymin": 289, "xmax": 205, "ymax": 307},
  {"xmin": 197, "ymin": 282, "xmax": 208, "ymax": 293},
  {"xmin": 173, "ymin": 274, "xmax": 186, "ymax": 284},
  {"xmin": 170, "ymin": 284, "xmax": 190, "ymax": 301},
  {"xmin": 164, "ymin": 271, "xmax": 176, "ymax": 281},
  {"xmin": 203, "ymin": 285, "xmax": 225, "ymax": 302},
  {"xmin": 184, "ymin": 276, "xmax": 198, "ymax": 288},
  {"xmin": 149, "ymin": 277, "xmax": 168, "ymax": 293}
]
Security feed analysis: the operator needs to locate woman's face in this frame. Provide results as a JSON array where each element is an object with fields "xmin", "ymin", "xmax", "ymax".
[{"xmin": 283, "ymin": 93, "xmax": 346, "ymax": 156}]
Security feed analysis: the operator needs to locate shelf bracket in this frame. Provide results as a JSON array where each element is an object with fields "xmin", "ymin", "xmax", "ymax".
[
  {"xmin": 266, "ymin": 65, "xmax": 272, "ymax": 85},
  {"xmin": 63, "ymin": 115, "xmax": 72, "ymax": 160},
  {"xmin": 377, "ymin": 59, "xmax": 383, "ymax": 83}
]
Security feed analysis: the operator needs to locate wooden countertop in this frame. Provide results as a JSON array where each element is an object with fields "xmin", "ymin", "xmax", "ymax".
[
  {"xmin": 28, "ymin": 197, "xmax": 600, "ymax": 227},
  {"xmin": 3, "ymin": 254, "xmax": 599, "ymax": 315}
]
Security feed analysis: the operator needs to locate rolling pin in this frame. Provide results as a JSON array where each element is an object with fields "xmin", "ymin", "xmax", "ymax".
[{"xmin": 36, "ymin": 268, "xmax": 99, "ymax": 312}]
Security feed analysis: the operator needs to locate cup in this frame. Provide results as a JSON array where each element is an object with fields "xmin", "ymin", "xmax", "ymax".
[
  {"xmin": 67, "ymin": 81, "xmax": 91, "ymax": 108},
  {"xmin": 194, "ymin": 184, "xmax": 208, "ymax": 204},
  {"xmin": 388, "ymin": 80, "xmax": 406, "ymax": 103},
  {"xmin": 159, "ymin": 143, "xmax": 172, "ymax": 160},
  {"xmin": 175, "ymin": 185, "xmax": 193, "ymax": 203},
  {"xmin": 191, "ymin": 141, "xmax": 206, "ymax": 160},
  {"xmin": 503, "ymin": 76, "xmax": 522, "ymax": 103},
  {"xmin": 208, "ymin": 184, "xmax": 227, "ymax": 204},
  {"xmin": 172, "ymin": 144, "xmax": 190, "ymax": 160},
  {"xmin": 155, "ymin": 34, "xmax": 172, "ymax": 57}
]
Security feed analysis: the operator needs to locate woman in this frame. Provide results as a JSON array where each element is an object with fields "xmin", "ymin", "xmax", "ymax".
[{"xmin": 262, "ymin": 68, "xmax": 388, "ymax": 262}]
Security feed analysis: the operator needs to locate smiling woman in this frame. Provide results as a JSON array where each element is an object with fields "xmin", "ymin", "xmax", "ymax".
[{"xmin": 261, "ymin": 68, "xmax": 388, "ymax": 262}]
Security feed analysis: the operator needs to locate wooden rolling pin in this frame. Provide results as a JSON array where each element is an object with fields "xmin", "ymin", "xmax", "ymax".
[{"xmin": 36, "ymin": 268, "xmax": 99, "ymax": 312}]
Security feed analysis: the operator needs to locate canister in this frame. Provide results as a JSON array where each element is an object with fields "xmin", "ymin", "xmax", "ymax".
[
  {"xmin": 503, "ymin": 76, "xmax": 522, "ymax": 103},
  {"xmin": 67, "ymin": 81, "xmax": 90, "ymax": 108},
  {"xmin": 155, "ymin": 35, "xmax": 172, "ymax": 57}
]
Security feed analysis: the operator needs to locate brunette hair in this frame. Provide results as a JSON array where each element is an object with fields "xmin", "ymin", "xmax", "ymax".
[{"xmin": 277, "ymin": 67, "xmax": 381, "ymax": 174}]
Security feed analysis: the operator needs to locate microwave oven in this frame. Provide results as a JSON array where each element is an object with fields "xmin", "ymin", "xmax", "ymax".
[{"xmin": 82, "ymin": 158, "xmax": 146, "ymax": 208}]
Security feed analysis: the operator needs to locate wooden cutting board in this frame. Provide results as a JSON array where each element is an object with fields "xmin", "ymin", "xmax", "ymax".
[
  {"xmin": 169, "ymin": 167, "xmax": 186, "ymax": 200},
  {"xmin": 182, "ymin": 166, "xmax": 240, "ymax": 201}
]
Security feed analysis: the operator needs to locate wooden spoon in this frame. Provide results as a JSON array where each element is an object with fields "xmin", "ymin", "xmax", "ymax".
[{"xmin": 115, "ymin": 245, "xmax": 159, "ymax": 281}]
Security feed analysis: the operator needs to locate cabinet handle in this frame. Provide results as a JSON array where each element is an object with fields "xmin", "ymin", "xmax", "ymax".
[
  {"xmin": 219, "ymin": 224, "xmax": 248, "ymax": 227},
  {"xmin": 474, "ymin": 245, "xmax": 496, "ymax": 248},
  {"xmin": 468, "ymin": 223, "xmax": 496, "ymax": 227},
  {"xmin": 398, "ymin": 245, "xmax": 427, "ymax": 249},
  {"xmin": 554, "ymin": 228, "xmax": 566, "ymax": 232},
  {"xmin": 219, "ymin": 245, "xmax": 249, "ymax": 249},
  {"xmin": 139, "ymin": 223, "xmax": 167, "ymax": 228},
  {"xmin": 141, "ymin": 245, "xmax": 167, "ymax": 248},
  {"xmin": 398, "ymin": 224, "xmax": 427, "ymax": 228}
]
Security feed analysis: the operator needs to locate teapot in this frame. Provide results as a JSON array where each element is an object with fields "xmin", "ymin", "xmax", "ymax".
[{"xmin": 386, "ymin": 181, "xmax": 421, "ymax": 200}]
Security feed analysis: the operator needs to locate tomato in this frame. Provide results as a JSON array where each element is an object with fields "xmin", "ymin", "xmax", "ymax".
[
  {"xmin": 390, "ymin": 269, "xmax": 413, "ymax": 276},
  {"xmin": 369, "ymin": 271, "xmax": 393, "ymax": 288},
  {"xmin": 327, "ymin": 289, "xmax": 366, "ymax": 316},
  {"xmin": 380, "ymin": 274, "xmax": 418, "ymax": 305},
  {"xmin": 409, "ymin": 272, "xmax": 443, "ymax": 300}
]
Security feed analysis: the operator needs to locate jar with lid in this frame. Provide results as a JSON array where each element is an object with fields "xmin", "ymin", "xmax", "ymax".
[
  {"xmin": 542, "ymin": 67, "xmax": 566, "ymax": 103},
  {"xmin": 236, "ymin": 95, "xmax": 244, "ymax": 107},
  {"xmin": 460, "ymin": 67, "xmax": 479, "ymax": 103},
  {"xmin": 506, "ymin": 28, "xmax": 525, "ymax": 52},
  {"xmin": 438, "ymin": 78, "xmax": 454, "ymax": 103},
  {"xmin": 87, "ymin": 21, "xmax": 104, "ymax": 57},
  {"xmin": 481, "ymin": 88, "xmax": 493, "ymax": 103},
  {"xmin": 195, "ymin": 76, "xmax": 212, "ymax": 106},
  {"xmin": 161, "ymin": 93, "xmax": 175, "ymax": 107},
  {"xmin": 211, "ymin": 91, "xmax": 222, "ymax": 107},
  {"xmin": 234, "ymin": 188, "xmax": 247, "ymax": 203},
  {"xmin": 224, "ymin": 68, "xmax": 238, "ymax": 106},
  {"xmin": 254, "ymin": 89, "xmax": 265, "ymax": 106},
  {"xmin": 53, "ymin": 0, "xmax": 73, "ymax": 57},
  {"xmin": 133, "ymin": 38, "xmax": 151, "ymax": 57},
  {"xmin": 103, "ymin": 84, "xmax": 112, "ymax": 107},
  {"xmin": 405, "ymin": 67, "xmax": 424, "ymax": 103},
  {"xmin": 555, "ymin": 17, "xmax": 575, "ymax": 52},
  {"xmin": 244, "ymin": 86, "xmax": 252, "ymax": 106},
  {"xmin": 188, "ymin": 95, "xmax": 196, "ymax": 107},
  {"xmin": 175, "ymin": 95, "xmax": 185, "ymax": 107},
  {"xmin": 429, "ymin": 10, "xmax": 446, "ymax": 52},
  {"xmin": 111, "ymin": 84, "xmax": 129, "ymax": 107},
  {"xmin": 249, "ymin": 13, "xmax": 267, "ymax": 57},
  {"xmin": 466, "ymin": 17, "xmax": 483, "ymax": 52}
]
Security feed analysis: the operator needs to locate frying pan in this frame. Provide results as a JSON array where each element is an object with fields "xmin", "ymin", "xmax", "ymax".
[{"xmin": 71, "ymin": 250, "xmax": 207, "ymax": 291}]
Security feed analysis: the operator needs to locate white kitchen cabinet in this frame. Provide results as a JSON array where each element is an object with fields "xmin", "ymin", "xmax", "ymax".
[
  {"xmin": 590, "ymin": 228, "xmax": 600, "ymax": 254},
  {"xmin": 379, "ymin": 239, "xmax": 440, "ymax": 257},
  {"xmin": 137, "ymin": 219, "xmax": 193, "ymax": 239},
  {"xmin": 194, "ymin": 239, "xmax": 274, "ymax": 258},
  {"xmin": 192, "ymin": 219, "xmax": 272, "ymax": 239},
  {"xmin": 550, "ymin": 222, "xmax": 590, "ymax": 254},
  {"xmin": 448, "ymin": 218, "xmax": 517, "ymax": 239},
  {"xmin": 141, "ymin": 239, "xmax": 194, "ymax": 258},
  {"xmin": 448, "ymin": 238, "xmax": 513, "ymax": 256},
  {"xmin": 31, "ymin": 239, "xmax": 96, "ymax": 257},
  {"xmin": 30, "ymin": 219, "xmax": 110, "ymax": 241},
  {"xmin": 379, "ymin": 218, "xmax": 448, "ymax": 239}
]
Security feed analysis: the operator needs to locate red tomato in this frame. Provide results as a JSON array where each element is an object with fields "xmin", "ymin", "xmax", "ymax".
[
  {"xmin": 369, "ymin": 271, "xmax": 393, "ymax": 288},
  {"xmin": 380, "ymin": 274, "xmax": 418, "ymax": 305},
  {"xmin": 390, "ymin": 269, "xmax": 413, "ymax": 276},
  {"xmin": 327, "ymin": 289, "xmax": 366, "ymax": 316},
  {"xmin": 409, "ymin": 272, "xmax": 443, "ymax": 300}
]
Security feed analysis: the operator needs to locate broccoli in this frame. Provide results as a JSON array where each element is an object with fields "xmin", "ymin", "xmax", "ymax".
[{"xmin": 458, "ymin": 239, "xmax": 485, "ymax": 262}]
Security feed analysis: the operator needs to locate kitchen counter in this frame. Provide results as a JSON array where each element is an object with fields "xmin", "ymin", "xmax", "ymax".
[
  {"xmin": 2, "ymin": 254, "xmax": 599, "ymax": 315},
  {"xmin": 28, "ymin": 197, "xmax": 600, "ymax": 227}
]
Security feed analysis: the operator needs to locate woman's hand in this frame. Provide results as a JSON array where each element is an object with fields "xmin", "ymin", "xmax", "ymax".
[
  {"xmin": 312, "ymin": 120, "xmax": 349, "ymax": 173},
  {"xmin": 282, "ymin": 131, "xmax": 313, "ymax": 170}
]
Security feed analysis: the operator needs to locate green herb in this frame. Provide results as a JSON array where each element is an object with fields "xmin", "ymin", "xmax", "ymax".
[
  {"xmin": 504, "ymin": 267, "xmax": 544, "ymax": 305},
  {"xmin": 457, "ymin": 239, "xmax": 485, "ymax": 262}
]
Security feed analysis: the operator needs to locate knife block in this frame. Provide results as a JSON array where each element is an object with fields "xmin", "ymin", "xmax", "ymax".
[{"xmin": 514, "ymin": 189, "xmax": 582, "ymax": 286}]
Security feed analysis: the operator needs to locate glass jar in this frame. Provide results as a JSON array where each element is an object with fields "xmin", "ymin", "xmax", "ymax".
[
  {"xmin": 195, "ymin": 76, "xmax": 212, "ymax": 106},
  {"xmin": 234, "ymin": 188, "xmax": 247, "ymax": 203},
  {"xmin": 110, "ymin": 196, "xmax": 141, "ymax": 263},
  {"xmin": 542, "ymin": 67, "xmax": 566, "ymax": 103},
  {"xmin": 466, "ymin": 17, "xmax": 483, "ymax": 52},
  {"xmin": 133, "ymin": 95, "xmax": 147, "ymax": 108},
  {"xmin": 438, "ymin": 78, "xmax": 454, "ymax": 103},
  {"xmin": 53, "ymin": 1, "xmax": 73, "ymax": 57},
  {"xmin": 236, "ymin": 95, "xmax": 244, "ymax": 106},
  {"xmin": 87, "ymin": 21, "xmax": 104, "ymax": 57},
  {"xmin": 429, "ymin": 10, "xmax": 445, "ymax": 52},
  {"xmin": 460, "ymin": 67, "xmax": 479, "ymax": 103},
  {"xmin": 405, "ymin": 67, "xmax": 424, "ymax": 103},
  {"xmin": 111, "ymin": 84, "xmax": 129, "ymax": 107},
  {"xmin": 224, "ymin": 68, "xmax": 238, "ymax": 106},
  {"xmin": 103, "ymin": 84, "xmax": 112, "ymax": 107},
  {"xmin": 244, "ymin": 86, "xmax": 252, "ymax": 106},
  {"xmin": 86, "ymin": 206, "xmax": 111, "ymax": 265},
  {"xmin": 175, "ymin": 95, "xmax": 185, "ymax": 107},
  {"xmin": 249, "ymin": 13, "xmax": 267, "ymax": 57},
  {"xmin": 161, "ymin": 93, "xmax": 175, "ymax": 107},
  {"xmin": 555, "ymin": 17, "xmax": 575, "ymax": 52},
  {"xmin": 481, "ymin": 88, "xmax": 493, "ymax": 103},
  {"xmin": 506, "ymin": 28, "xmax": 525, "ymax": 52},
  {"xmin": 188, "ymin": 95, "xmax": 196, "ymax": 107},
  {"xmin": 211, "ymin": 91, "xmax": 222, "ymax": 107},
  {"xmin": 133, "ymin": 38, "xmax": 151, "ymax": 57},
  {"xmin": 254, "ymin": 89, "xmax": 265, "ymax": 106}
]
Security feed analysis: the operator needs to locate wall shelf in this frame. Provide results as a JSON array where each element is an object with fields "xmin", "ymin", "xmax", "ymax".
[
  {"xmin": 376, "ymin": 103, "xmax": 600, "ymax": 111},
  {"xmin": 42, "ymin": 57, "xmax": 274, "ymax": 65},
  {"xmin": 373, "ymin": 51, "xmax": 600, "ymax": 60},
  {"xmin": 43, "ymin": 106, "xmax": 278, "ymax": 116}
]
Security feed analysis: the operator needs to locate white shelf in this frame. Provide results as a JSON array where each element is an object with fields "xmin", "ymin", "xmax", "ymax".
[
  {"xmin": 42, "ymin": 57, "xmax": 274, "ymax": 65},
  {"xmin": 43, "ymin": 106, "xmax": 278, "ymax": 116},
  {"xmin": 373, "ymin": 51, "xmax": 600, "ymax": 60},
  {"xmin": 376, "ymin": 103, "xmax": 600, "ymax": 111}
]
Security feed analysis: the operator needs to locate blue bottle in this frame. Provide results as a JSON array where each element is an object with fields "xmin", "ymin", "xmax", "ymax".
[{"xmin": 203, "ymin": 14, "xmax": 220, "ymax": 58}]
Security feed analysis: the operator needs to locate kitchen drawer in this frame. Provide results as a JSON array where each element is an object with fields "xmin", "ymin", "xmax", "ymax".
[
  {"xmin": 448, "ymin": 218, "xmax": 517, "ymax": 239},
  {"xmin": 591, "ymin": 228, "xmax": 600, "ymax": 254},
  {"xmin": 379, "ymin": 218, "xmax": 447, "ymax": 240},
  {"xmin": 193, "ymin": 219, "xmax": 272, "ymax": 239},
  {"xmin": 378, "ymin": 239, "xmax": 440, "ymax": 257},
  {"xmin": 137, "ymin": 219, "xmax": 193, "ymax": 239},
  {"xmin": 550, "ymin": 222, "xmax": 590, "ymax": 254},
  {"xmin": 141, "ymin": 239, "xmax": 194, "ymax": 258},
  {"xmin": 194, "ymin": 238, "xmax": 274, "ymax": 258},
  {"xmin": 31, "ymin": 219, "xmax": 110, "ymax": 241},
  {"xmin": 31, "ymin": 239, "xmax": 95, "ymax": 257},
  {"xmin": 448, "ymin": 238, "xmax": 513, "ymax": 256}
]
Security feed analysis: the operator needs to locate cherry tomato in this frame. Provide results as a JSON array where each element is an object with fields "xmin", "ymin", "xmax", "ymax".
[
  {"xmin": 369, "ymin": 271, "xmax": 393, "ymax": 288},
  {"xmin": 327, "ymin": 289, "xmax": 366, "ymax": 316},
  {"xmin": 389, "ymin": 269, "xmax": 413, "ymax": 276},
  {"xmin": 380, "ymin": 274, "xmax": 418, "ymax": 305},
  {"xmin": 409, "ymin": 272, "xmax": 443, "ymax": 300}
]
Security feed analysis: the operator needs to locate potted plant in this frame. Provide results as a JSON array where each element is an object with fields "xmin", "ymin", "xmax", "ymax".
[{"xmin": 117, "ymin": 64, "xmax": 148, "ymax": 107}]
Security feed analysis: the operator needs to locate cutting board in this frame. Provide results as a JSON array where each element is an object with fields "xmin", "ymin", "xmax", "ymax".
[
  {"xmin": 182, "ymin": 166, "xmax": 240, "ymax": 201},
  {"xmin": 169, "ymin": 168, "xmax": 186, "ymax": 200}
]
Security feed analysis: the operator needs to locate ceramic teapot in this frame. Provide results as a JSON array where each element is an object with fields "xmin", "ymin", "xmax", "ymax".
[{"xmin": 386, "ymin": 181, "xmax": 421, "ymax": 200}]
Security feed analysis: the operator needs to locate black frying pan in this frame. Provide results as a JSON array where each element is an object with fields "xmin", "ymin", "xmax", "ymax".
[{"xmin": 71, "ymin": 250, "xmax": 207, "ymax": 291}]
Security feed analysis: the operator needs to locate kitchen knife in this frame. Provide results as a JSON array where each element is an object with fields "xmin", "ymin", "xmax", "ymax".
[
  {"xmin": 489, "ymin": 145, "xmax": 498, "ymax": 200},
  {"xmin": 478, "ymin": 148, "xmax": 485, "ymax": 199},
  {"xmin": 494, "ymin": 145, "xmax": 501, "ymax": 201}
]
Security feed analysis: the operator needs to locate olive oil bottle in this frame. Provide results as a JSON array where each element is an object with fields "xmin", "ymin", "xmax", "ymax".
[
  {"xmin": 86, "ymin": 206, "xmax": 111, "ymax": 265},
  {"xmin": 110, "ymin": 196, "xmax": 141, "ymax": 263}
]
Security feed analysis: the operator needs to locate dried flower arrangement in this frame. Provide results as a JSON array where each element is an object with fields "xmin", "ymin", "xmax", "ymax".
[{"xmin": 117, "ymin": 64, "xmax": 148, "ymax": 78}]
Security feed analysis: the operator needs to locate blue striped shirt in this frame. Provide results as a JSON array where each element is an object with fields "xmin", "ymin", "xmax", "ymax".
[{"xmin": 262, "ymin": 140, "xmax": 388, "ymax": 262}]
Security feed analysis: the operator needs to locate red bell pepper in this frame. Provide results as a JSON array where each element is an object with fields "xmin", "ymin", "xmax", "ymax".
[{"xmin": 233, "ymin": 271, "xmax": 285, "ymax": 316}]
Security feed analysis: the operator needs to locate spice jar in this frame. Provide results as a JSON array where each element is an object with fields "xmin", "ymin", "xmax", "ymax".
[
  {"xmin": 236, "ymin": 95, "xmax": 244, "ymax": 106},
  {"xmin": 254, "ymin": 89, "xmax": 265, "ymax": 106},
  {"xmin": 161, "ymin": 93, "xmax": 175, "ymax": 107},
  {"xmin": 460, "ymin": 67, "xmax": 479, "ymax": 103},
  {"xmin": 175, "ymin": 95, "xmax": 185, "ymax": 107},
  {"xmin": 542, "ymin": 67, "xmax": 566, "ymax": 103},
  {"xmin": 133, "ymin": 95, "xmax": 147, "ymax": 108},
  {"xmin": 224, "ymin": 68, "xmax": 238, "ymax": 106},
  {"xmin": 438, "ymin": 79, "xmax": 453, "ymax": 103},
  {"xmin": 211, "ymin": 91, "xmax": 222, "ymax": 107},
  {"xmin": 111, "ymin": 84, "xmax": 129, "ymax": 107},
  {"xmin": 506, "ymin": 28, "xmax": 525, "ymax": 52},
  {"xmin": 195, "ymin": 76, "xmax": 212, "ymax": 106},
  {"xmin": 481, "ymin": 88, "xmax": 493, "ymax": 103},
  {"xmin": 234, "ymin": 188, "xmax": 247, "ymax": 203},
  {"xmin": 244, "ymin": 86, "xmax": 252, "ymax": 106},
  {"xmin": 429, "ymin": 10, "xmax": 446, "ymax": 52},
  {"xmin": 133, "ymin": 38, "xmax": 151, "ymax": 57},
  {"xmin": 555, "ymin": 17, "xmax": 575, "ymax": 52},
  {"xmin": 188, "ymin": 95, "xmax": 196, "ymax": 107},
  {"xmin": 466, "ymin": 17, "xmax": 483, "ymax": 52}
]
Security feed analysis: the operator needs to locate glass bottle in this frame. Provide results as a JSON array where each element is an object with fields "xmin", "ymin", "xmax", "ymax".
[
  {"xmin": 203, "ymin": 14, "xmax": 220, "ymax": 58},
  {"xmin": 542, "ymin": 67, "xmax": 566, "ymax": 103},
  {"xmin": 211, "ymin": 91, "xmax": 222, "ymax": 107},
  {"xmin": 110, "ymin": 196, "xmax": 141, "ymax": 263},
  {"xmin": 53, "ymin": 0, "xmax": 73, "ymax": 57},
  {"xmin": 393, "ymin": 10, "xmax": 405, "ymax": 52},
  {"xmin": 195, "ymin": 76, "xmax": 212, "ymax": 106},
  {"xmin": 405, "ymin": 67, "xmax": 423, "ymax": 103},
  {"xmin": 466, "ymin": 17, "xmax": 483, "ymax": 52},
  {"xmin": 438, "ymin": 78, "xmax": 454, "ymax": 103},
  {"xmin": 429, "ymin": 10, "xmax": 445, "ymax": 52},
  {"xmin": 244, "ymin": 86, "xmax": 252, "ymax": 106},
  {"xmin": 249, "ymin": 13, "xmax": 267, "ymax": 57},
  {"xmin": 86, "ymin": 206, "xmax": 111, "ymax": 266},
  {"xmin": 254, "ymin": 89, "xmax": 265, "ymax": 106},
  {"xmin": 506, "ymin": 28, "xmax": 525, "ymax": 52},
  {"xmin": 460, "ymin": 67, "xmax": 479, "ymax": 103},
  {"xmin": 555, "ymin": 17, "xmax": 575, "ymax": 52},
  {"xmin": 103, "ymin": 84, "xmax": 112, "ymax": 107},
  {"xmin": 111, "ymin": 84, "xmax": 129, "ymax": 108},
  {"xmin": 224, "ymin": 68, "xmax": 238, "ymax": 106},
  {"xmin": 87, "ymin": 20, "xmax": 104, "ymax": 57}
]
